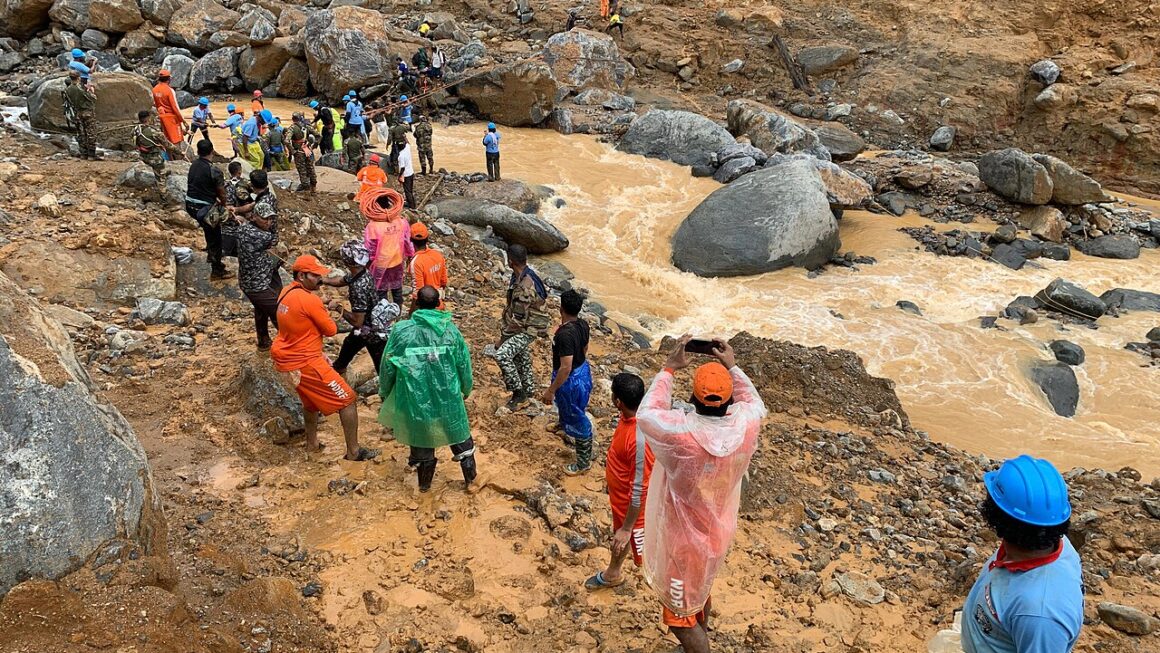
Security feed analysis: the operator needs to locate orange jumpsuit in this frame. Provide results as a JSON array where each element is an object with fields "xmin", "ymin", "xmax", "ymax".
[
  {"xmin": 270, "ymin": 282, "xmax": 356, "ymax": 415},
  {"xmin": 152, "ymin": 82, "xmax": 184, "ymax": 144},
  {"xmin": 356, "ymin": 164, "xmax": 388, "ymax": 198},
  {"xmin": 410, "ymin": 248, "xmax": 448, "ymax": 309}
]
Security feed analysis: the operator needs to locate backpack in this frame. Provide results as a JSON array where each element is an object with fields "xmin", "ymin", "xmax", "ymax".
[{"xmin": 367, "ymin": 299, "xmax": 401, "ymax": 341}]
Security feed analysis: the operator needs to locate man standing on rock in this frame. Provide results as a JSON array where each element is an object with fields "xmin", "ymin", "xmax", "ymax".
[
  {"xmin": 235, "ymin": 182, "xmax": 282, "ymax": 350},
  {"xmin": 289, "ymin": 112, "xmax": 319, "ymax": 193},
  {"xmin": 132, "ymin": 110, "xmax": 178, "ymax": 197},
  {"xmin": 184, "ymin": 139, "xmax": 231, "ymax": 280},
  {"xmin": 494, "ymin": 244, "xmax": 549, "ymax": 410},
  {"xmin": 540, "ymin": 289, "xmax": 594, "ymax": 474},
  {"xmin": 379, "ymin": 285, "xmax": 477, "ymax": 493},
  {"xmin": 63, "ymin": 69, "xmax": 98, "ymax": 160},
  {"xmin": 272, "ymin": 255, "xmax": 380, "ymax": 461},
  {"xmin": 414, "ymin": 114, "xmax": 434, "ymax": 175},
  {"xmin": 151, "ymin": 69, "xmax": 187, "ymax": 150},
  {"xmin": 638, "ymin": 336, "xmax": 766, "ymax": 653},
  {"xmin": 483, "ymin": 122, "xmax": 501, "ymax": 182},
  {"xmin": 961, "ymin": 455, "xmax": 1082, "ymax": 653}
]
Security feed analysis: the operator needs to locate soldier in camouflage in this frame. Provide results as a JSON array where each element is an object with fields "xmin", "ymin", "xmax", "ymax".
[
  {"xmin": 289, "ymin": 112, "xmax": 319, "ymax": 193},
  {"xmin": 414, "ymin": 113, "xmax": 434, "ymax": 175},
  {"xmin": 63, "ymin": 70, "xmax": 99, "ymax": 160},
  {"xmin": 133, "ymin": 110, "xmax": 179, "ymax": 197}
]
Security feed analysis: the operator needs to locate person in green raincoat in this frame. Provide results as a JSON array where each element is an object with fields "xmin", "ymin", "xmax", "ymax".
[{"xmin": 379, "ymin": 286, "xmax": 478, "ymax": 493}]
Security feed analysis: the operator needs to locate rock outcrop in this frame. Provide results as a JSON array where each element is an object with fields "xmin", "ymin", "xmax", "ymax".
[
  {"xmin": 429, "ymin": 198, "xmax": 568, "ymax": 254},
  {"xmin": 542, "ymin": 29, "xmax": 633, "ymax": 90},
  {"xmin": 1031, "ymin": 154, "xmax": 1107, "ymax": 205},
  {"xmin": 49, "ymin": 0, "xmax": 144, "ymax": 34},
  {"xmin": 27, "ymin": 72, "xmax": 151, "ymax": 147},
  {"xmin": 304, "ymin": 7, "xmax": 402, "ymax": 99},
  {"xmin": 1028, "ymin": 360, "xmax": 1079, "ymax": 417},
  {"xmin": 0, "ymin": 270, "xmax": 159, "ymax": 597},
  {"xmin": 0, "ymin": 0, "xmax": 55, "ymax": 39},
  {"xmin": 672, "ymin": 159, "xmax": 839, "ymax": 277},
  {"xmin": 166, "ymin": 0, "xmax": 240, "ymax": 53},
  {"xmin": 238, "ymin": 38, "xmax": 295, "ymax": 90},
  {"xmin": 978, "ymin": 148, "xmax": 1053, "ymax": 205},
  {"xmin": 726, "ymin": 99, "xmax": 830, "ymax": 160},
  {"xmin": 0, "ymin": 239, "xmax": 175, "ymax": 308},
  {"xmin": 456, "ymin": 60, "xmax": 558, "ymax": 127},
  {"xmin": 616, "ymin": 109, "xmax": 735, "ymax": 169}
]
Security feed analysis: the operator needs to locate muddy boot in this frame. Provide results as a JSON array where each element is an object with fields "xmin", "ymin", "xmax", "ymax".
[
  {"xmin": 505, "ymin": 389, "xmax": 528, "ymax": 411},
  {"xmin": 416, "ymin": 460, "xmax": 437, "ymax": 493},
  {"xmin": 454, "ymin": 449, "xmax": 477, "ymax": 486},
  {"xmin": 564, "ymin": 437, "xmax": 593, "ymax": 476}
]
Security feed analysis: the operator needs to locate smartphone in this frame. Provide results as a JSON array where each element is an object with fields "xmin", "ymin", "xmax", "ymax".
[{"xmin": 684, "ymin": 339, "xmax": 718, "ymax": 355}]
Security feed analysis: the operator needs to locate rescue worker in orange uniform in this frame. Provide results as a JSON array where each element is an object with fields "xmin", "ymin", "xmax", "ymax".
[
  {"xmin": 151, "ymin": 69, "xmax": 187, "ymax": 150},
  {"xmin": 408, "ymin": 222, "xmax": 448, "ymax": 311},
  {"xmin": 356, "ymin": 153, "xmax": 388, "ymax": 199}
]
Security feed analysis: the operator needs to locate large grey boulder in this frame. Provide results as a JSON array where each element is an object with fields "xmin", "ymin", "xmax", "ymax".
[
  {"xmin": 140, "ymin": 0, "xmax": 180, "ymax": 25},
  {"xmin": 235, "ymin": 7, "xmax": 276, "ymax": 45},
  {"xmin": 616, "ymin": 109, "xmax": 735, "ymax": 168},
  {"xmin": 0, "ymin": 0, "xmax": 55, "ymax": 38},
  {"xmin": 304, "ymin": 6, "xmax": 399, "ymax": 99},
  {"xmin": 238, "ymin": 38, "xmax": 295, "ymax": 89},
  {"xmin": 0, "ymin": 270, "xmax": 159, "ymax": 597},
  {"xmin": 456, "ymin": 60, "xmax": 559, "ymax": 127},
  {"xmin": 978, "ymin": 148, "xmax": 1053, "ymax": 205},
  {"xmin": 161, "ymin": 53, "xmax": 194, "ymax": 90},
  {"xmin": 462, "ymin": 179, "xmax": 542, "ymax": 215},
  {"xmin": 542, "ymin": 28, "xmax": 634, "ymax": 90},
  {"xmin": 429, "ymin": 198, "xmax": 568, "ymax": 254},
  {"xmin": 796, "ymin": 45, "xmax": 859, "ymax": 76},
  {"xmin": 1028, "ymin": 360, "xmax": 1079, "ymax": 417},
  {"xmin": 28, "ymin": 72, "xmax": 151, "ymax": 148},
  {"xmin": 274, "ymin": 58, "xmax": 310, "ymax": 98},
  {"xmin": 726, "ymin": 99, "xmax": 830, "ymax": 160},
  {"xmin": 1031, "ymin": 154, "xmax": 1106, "ymax": 205},
  {"xmin": 0, "ymin": 239, "xmax": 175, "ymax": 308},
  {"xmin": 1036, "ymin": 278, "xmax": 1106, "ymax": 319},
  {"xmin": 1077, "ymin": 234, "xmax": 1140, "ymax": 259},
  {"xmin": 49, "ymin": 0, "xmax": 144, "ymax": 33},
  {"xmin": 672, "ymin": 159, "xmax": 839, "ymax": 277},
  {"xmin": 166, "ymin": 0, "xmax": 241, "ymax": 52},
  {"xmin": 814, "ymin": 123, "xmax": 865, "ymax": 162},
  {"xmin": 189, "ymin": 47, "xmax": 240, "ymax": 92},
  {"xmin": 763, "ymin": 153, "xmax": 872, "ymax": 210},
  {"xmin": 713, "ymin": 156, "xmax": 758, "ymax": 183},
  {"xmin": 1100, "ymin": 288, "xmax": 1160, "ymax": 312}
]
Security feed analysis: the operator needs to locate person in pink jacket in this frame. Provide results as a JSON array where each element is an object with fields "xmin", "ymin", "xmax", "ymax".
[
  {"xmin": 637, "ymin": 335, "xmax": 767, "ymax": 653},
  {"xmin": 363, "ymin": 213, "xmax": 414, "ymax": 305}
]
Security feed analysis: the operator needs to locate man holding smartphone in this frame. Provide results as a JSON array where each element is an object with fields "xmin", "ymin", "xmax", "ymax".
[{"xmin": 637, "ymin": 336, "xmax": 767, "ymax": 653}]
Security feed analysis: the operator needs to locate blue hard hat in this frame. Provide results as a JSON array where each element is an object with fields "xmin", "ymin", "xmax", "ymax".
[
  {"xmin": 71, "ymin": 48, "xmax": 84, "ymax": 58},
  {"xmin": 348, "ymin": 89, "xmax": 357, "ymax": 97},
  {"xmin": 342, "ymin": 94, "xmax": 350, "ymax": 102},
  {"xmin": 226, "ymin": 103, "xmax": 236, "ymax": 112},
  {"xmin": 260, "ymin": 109, "xmax": 273, "ymax": 123},
  {"xmin": 309, "ymin": 100, "xmax": 319, "ymax": 108},
  {"xmin": 198, "ymin": 96, "xmax": 209, "ymax": 105},
  {"xmin": 487, "ymin": 122, "xmax": 496, "ymax": 130},
  {"xmin": 400, "ymin": 94, "xmax": 408, "ymax": 100},
  {"xmin": 984, "ymin": 454, "xmax": 1072, "ymax": 527}
]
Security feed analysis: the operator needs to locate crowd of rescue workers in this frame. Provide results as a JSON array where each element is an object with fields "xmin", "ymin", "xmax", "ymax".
[{"xmin": 53, "ymin": 16, "xmax": 1085, "ymax": 653}]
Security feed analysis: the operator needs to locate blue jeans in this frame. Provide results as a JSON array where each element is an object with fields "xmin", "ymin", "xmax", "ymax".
[{"xmin": 553, "ymin": 361, "xmax": 593, "ymax": 440}]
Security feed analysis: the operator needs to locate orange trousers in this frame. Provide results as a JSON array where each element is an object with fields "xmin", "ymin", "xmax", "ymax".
[
  {"xmin": 159, "ymin": 114, "xmax": 183, "ymax": 144},
  {"xmin": 600, "ymin": 0, "xmax": 609, "ymax": 17}
]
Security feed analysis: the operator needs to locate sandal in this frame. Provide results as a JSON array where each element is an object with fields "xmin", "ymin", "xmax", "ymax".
[
  {"xmin": 345, "ymin": 447, "xmax": 381, "ymax": 462},
  {"xmin": 584, "ymin": 571, "xmax": 623, "ymax": 591}
]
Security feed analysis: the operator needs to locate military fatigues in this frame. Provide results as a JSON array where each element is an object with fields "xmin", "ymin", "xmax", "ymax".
[
  {"xmin": 494, "ymin": 268, "xmax": 550, "ymax": 399},
  {"xmin": 388, "ymin": 122, "xmax": 411, "ymax": 173},
  {"xmin": 263, "ymin": 127, "xmax": 291, "ymax": 171},
  {"xmin": 289, "ymin": 122, "xmax": 319, "ymax": 192},
  {"xmin": 63, "ymin": 82, "xmax": 98, "ymax": 158},
  {"xmin": 133, "ymin": 122, "xmax": 174, "ymax": 181},
  {"xmin": 413, "ymin": 121, "xmax": 434, "ymax": 174},
  {"xmin": 223, "ymin": 176, "xmax": 253, "ymax": 258},
  {"xmin": 343, "ymin": 136, "xmax": 365, "ymax": 172}
]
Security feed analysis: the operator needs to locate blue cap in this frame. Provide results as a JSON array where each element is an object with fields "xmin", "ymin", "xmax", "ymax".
[
  {"xmin": 259, "ymin": 109, "xmax": 273, "ymax": 123},
  {"xmin": 342, "ymin": 95, "xmax": 350, "ymax": 102},
  {"xmin": 71, "ymin": 48, "xmax": 85, "ymax": 58},
  {"xmin": 487, "ymin": 122, "xmax": 496, "ymax": 130},
  {"xmin": 198, "ymin": 96, "xmax": 209, "ymax": 105},
  {"xmin": 984, "ymin": 455, "xmax": 1072, "ymax": 527},
  {"xmin": 348, "ymin": 89, "xmax": 357, "ymax": 96},
  {"xmin": 309, "ymin": 100, "xmax": 319, "ymax": 108},
  {"xmin": 400, "ymin": 94, "xmax": 408, "ymax": 100},
  {"xmin": 226, "ymin": 103, "xmax": 236, "ymax": 112}
]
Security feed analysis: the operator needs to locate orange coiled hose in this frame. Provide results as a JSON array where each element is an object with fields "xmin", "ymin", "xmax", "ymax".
[{"xmin": 359, "ymin": 187, "xmax": 404, "ymax": 223}]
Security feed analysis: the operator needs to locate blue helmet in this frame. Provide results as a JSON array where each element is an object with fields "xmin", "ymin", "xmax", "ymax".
[
  {"xmin": 348, "ymin": 89, "xmax": 357, "ymax": 97},
  {"xmin": 342, "ymin": 94, "xmax": 350, "ymax": 102},
  {"xmin": 198, "ymin": 96, "xmax": 209, "ymax": 105},
  {"xmin": 487, "ymin": 122, "xmax": 496, "ymax": 130},
  {"xmin": 309, "ymin": 100, "xmax": 319, "ymax": 108},
  {"xmin": 984, "ymin": 455, "xmax": 1071, "ymax": 527},
  {"xmin": 226, "ymin": 103, "xmax": 236, "ymax": 112},
  {"xmin": 400, "ymin": 94, "xmax": 408, "ymax": 101},
  {"xmin": 259, "ymin": 109, "xmax": 273, "ymax": 123},
  {"xmin": 71, "ymin": 48, "xmax": 85, "ymax": 58}
]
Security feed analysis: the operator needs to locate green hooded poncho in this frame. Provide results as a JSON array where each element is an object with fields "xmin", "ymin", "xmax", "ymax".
[{"xmin": 378, "ymin": 309, "xmax": 473, "ymax": 448}]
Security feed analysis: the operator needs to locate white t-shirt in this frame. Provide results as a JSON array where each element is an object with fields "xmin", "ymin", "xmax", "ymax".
[{"xmin": 397, "ymin": 144, "xmax": 415, "ymax": 177}]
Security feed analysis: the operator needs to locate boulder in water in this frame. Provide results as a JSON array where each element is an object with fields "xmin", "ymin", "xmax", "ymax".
[
  {"xmin": 166, "ymin": 0, "xmax": 240, "ymax": 52},
  {"xmin": 49, "ymin": 0, "xmax": 144, "ymax": 34},
  {"xmin": 990, "ymin": 243, "xmax": 1026, "ymax": 270},
  {"xmin": 28, "ymin": 72, "xmax": 151, "ymax": 148},
  {"xmin": 978, "ymin": 148, "xmax": 1053, "ymax": 205},
  {"xmin": 463, "ymin": 179, "xmax": 542, "ymax": 215},
  {"xmin": 1037, "ymin": 278, "xmax": 1106, "ymax": 319},
  {"xmin": 1028, "ymin": 360, "xmax": 1079, "ymax": 417},
  {"xmin": 767, "ymin": 154, "xmax": 873, "ymax": 210},
  {"xmin": 671, "ymin": 159, "xmax": 839, "ymax": 277},
  {"xmin": 1076, "ymin": 234, "xmax": 1140, "ymax": 260},
  {"xmin": 542, "ymin": 28, "xmax": 634, "ymax": 90},
  {"xmin": 1031, "ymin": 154, "xmax": 1107, "ymax": 205},
  {"xmin": 1100, "ymin": 288, "xmax": 1160, "ymax": 312},
  {"xmin": 726, "ymin": 99, "xmax": 830, "ymax": 160},
  {"xmin": 456, "ymin": 60, "xmax": 559, "ymax": 127},
  {"xmin": 0, "ymin": 270, "xmax": 160, "ymax": 596},
  {"xmin": 304, "ymin": 7, "xmax": 410, "ymax": 99},
  {"xmin": 1049, "ymin": 340, "xmax": 1085, "ymax": 366},
  {"xmin": 429, "ymin": 198, "xmax": 568, "ymax": 254},
  {"xmin": 616, "ymin": 109, "xmax": 735, "ymax": 169}
]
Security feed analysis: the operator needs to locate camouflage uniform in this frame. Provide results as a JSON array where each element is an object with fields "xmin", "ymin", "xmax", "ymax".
[
  {"xmin": 388, "ymin": 122, "xmax": 411, "ymax": 173},
  {"xmin": 222, "ymin": 176, "xmax": 253, "ymax": 258},
  {"xmin": 133, "ymin": 122, "xmax": 174, "ymax": 180},
  {"xmin": 289, "ymin": 121, "xmax": 319, "ymax": 192},
  {"xmin": 413, "ymin": 120, "xmax": 434, "ymax": 174},
  {"xmin": 494, "ymin": 268, "xmax": 550, "ymax": 400},
  {"xmin": 343, "ymin": 135, "xmax": 365, "ymax": 172},
  {"xmin": 63, "ymin": 81, "xmax": 98, "ymax": 158}
]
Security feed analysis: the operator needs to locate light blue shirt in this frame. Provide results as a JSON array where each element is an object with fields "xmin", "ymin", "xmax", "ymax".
[
  {"xmin": 483, "ymin": 131, "xmax": 500, "ymax": 154},
  {"xmin": 192, "ymin": 107, "xmax": 211, "ymax": 126},
  {"xmin": 241, "ymin": 116, "xmax": 260, "ymax": 142},
  {"xmin": 68, "ymin": 60, "xmax": 91, "ymax": 80},
  {"xmin": 399, "ymin": 105, "xmax": 413, "ymax": 125},
  {"xmin": 224, "ymin": 113, "xmax": 243, "ymax": 131},
  {"xmin": 346, "ymin": 100, "xmax": 364, "ymax": 125},
  {"xmin": 962, "ymin": 538, "xmax": 1083, "ymax": 653}
]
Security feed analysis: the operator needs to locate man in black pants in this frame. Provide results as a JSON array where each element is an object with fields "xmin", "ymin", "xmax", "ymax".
[
  {"xmin": 396, "ymin": 133, "xmax": 416, "ymax": 209},
  {"xmin": 235, "ymin": 203, "xmax": 281, "ymax": 349},
  {"xmin": 327, "ymin": 239, "xmax": 399, "ymax": 374},
  {"xmin": 184, "ymin": 139, "xmax": 231, "ymax": 279}
]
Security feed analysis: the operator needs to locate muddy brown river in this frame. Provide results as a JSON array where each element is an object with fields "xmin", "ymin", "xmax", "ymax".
[{"xmin": 186, "ymin": 100, "xmax": 1160, "ymax": 476}]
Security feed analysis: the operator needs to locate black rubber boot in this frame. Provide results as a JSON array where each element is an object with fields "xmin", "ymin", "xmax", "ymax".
[
  {"xmin": 417, "ymin": 460, "xmax": 437, "ymax": 493},
  {"xmin": 459, "ymin": 454, "xmax": 477, "ymax": 486}
]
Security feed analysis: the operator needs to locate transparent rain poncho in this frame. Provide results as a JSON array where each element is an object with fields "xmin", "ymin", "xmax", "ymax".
[
  {"xmin": 637, "ymin": 367, "xmax": 767, "ymax": 617},
  {"xmin": 377, "ymin": 309, "xmax": 473, "ymax": 449}
]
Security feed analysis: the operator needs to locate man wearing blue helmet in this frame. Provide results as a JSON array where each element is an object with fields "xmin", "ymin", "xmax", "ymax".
[
  {"xmin": 68, "ymin": 48, "xmax": 92, "ymax": 84},
  {"xmin": 188, "ymin": 97, "xmax": 218, "ymax": 144},
  {"xmin": 962, "ymin": 454, "xmax": 1083, "ymax": 653},
  {"xmin": 223, "ymin": 103, "xmax": 244, "ymax": 157},
  {"xmin": 483, "ymin": 122, "xmax": 501, "ymax": 182},
  {"xmin": 240, "ymin": 109, "xmax": 272, "ymax": 169}
]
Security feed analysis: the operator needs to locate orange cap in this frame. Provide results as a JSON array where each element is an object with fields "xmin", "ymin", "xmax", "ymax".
[
  {"xmin": 693, "ymin": 362, "xmax": 733, "ymax": 407},
  {"xmin": 290, "ymin": 254, "xmax": 330, "ymax": 276},
  {"xmin": 410, "ymin": 222, "xmax": 429, "ymax": 240},
  {"xmin": 369, "ymin": 153, "xmax": 381, "ymax": 164},
  {"xmin": 158, "ymin": 69, "xmax": 171, "ymax": 77}
]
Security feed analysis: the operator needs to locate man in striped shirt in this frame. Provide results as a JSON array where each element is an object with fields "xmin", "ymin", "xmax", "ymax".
[{"xmin": 585, "ymin": 372, "xmax": 654, "ymax": 590}]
